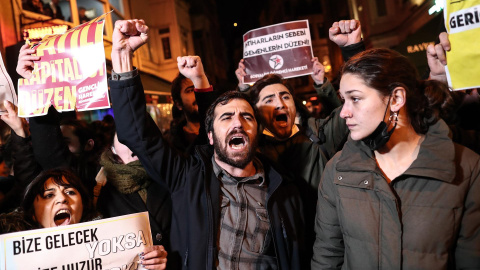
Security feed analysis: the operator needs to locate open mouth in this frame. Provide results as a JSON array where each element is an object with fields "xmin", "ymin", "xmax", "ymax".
[
  {"xmin": 275, "ymin": 113, "xmax": 289, "ymax": 127},
  {"xmin": 228, "ymin": 136, "xmax": 246, "ymax": 150},
  {"xmin": 54, "ymin": 209, "xmax": 72, "ymax": 226}
]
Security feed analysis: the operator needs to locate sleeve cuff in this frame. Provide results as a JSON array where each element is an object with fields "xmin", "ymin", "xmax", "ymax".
[{"xmin": 194, "ymin": 85, "xmax": 213, "ymax": 93}]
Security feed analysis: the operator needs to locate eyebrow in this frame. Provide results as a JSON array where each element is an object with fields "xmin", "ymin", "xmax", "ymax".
[
  {"xmin": 218, "ymin": 111, "xmax": 255, "ymax": 119},
  {"xmin": 261, "ymin": 91, "xmax": 290, "ymax": 102},
  {"xmin": 344, "ymin": 90, "xmax": 361, "ymax": 95}
]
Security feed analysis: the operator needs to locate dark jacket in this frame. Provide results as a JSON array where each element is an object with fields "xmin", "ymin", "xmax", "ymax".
[
  {"xmin": 312, "ymin": 119, "xmax": 480, "ymax": 269},
  {"xmin": 259, "ymin": 130, "xmax": 327, "ymax": 267},
  {"xmin": 96, "ymin": 181, "xmax": 172, "ymax": 248},
  {"xmin": 109, "ymin": 75, "xmax": 308, "ymax": 270}
]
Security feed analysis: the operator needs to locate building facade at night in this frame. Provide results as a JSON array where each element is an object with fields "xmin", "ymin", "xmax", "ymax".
[{"xmin": 0, "ymin": 0, "xmax": 228, "ymax": 130}]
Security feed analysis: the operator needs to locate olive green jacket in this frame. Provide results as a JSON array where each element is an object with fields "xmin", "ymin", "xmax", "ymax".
[{"xmin": 312, "ymin": 119, "xmax": 480, "ymax": 269}]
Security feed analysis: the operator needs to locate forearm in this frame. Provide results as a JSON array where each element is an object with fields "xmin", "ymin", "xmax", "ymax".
[
  {"xmin": 29, "ymin": 106, "xmax": 71, "ymax": 169},
  {"xmin": 340, "ymin": 41, "xmax": 365, "ymax": 62}
]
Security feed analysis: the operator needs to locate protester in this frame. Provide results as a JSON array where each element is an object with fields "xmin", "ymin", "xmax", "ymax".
[
  {"xmin": 311, "ymin": 48, "xmax": 480, "ymax": 269},
  {"xmin": 109, "ymin": 19, "xmax": 308, "ymax": 269},
  {"xmin": 96, "ymin": 131, "xmax": 172, "ymax": 248},
  {"xmin": 0, "ymin": 101, "xmax": 43, "ymax": 213},
  {"xmin": 236, "ymin": 20, "xmax": 364, "ymax": 160},
  {"xmin": 0, "ymin": 168, "xmax": 168, "ymax": 269},
  {"xmin": 164, "ymin": 57, "xmax": 212, "ymax": 156}
]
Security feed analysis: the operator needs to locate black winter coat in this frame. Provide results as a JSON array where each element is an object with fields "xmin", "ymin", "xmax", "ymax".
[{"xmin": 109, "ymin": 75, "xmax": 308, "ymax": 270}]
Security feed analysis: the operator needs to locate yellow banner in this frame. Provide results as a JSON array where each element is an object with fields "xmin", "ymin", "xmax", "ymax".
[{"xmin": 444, "ymin": 0, "xmax": 480, "ymax": 90}]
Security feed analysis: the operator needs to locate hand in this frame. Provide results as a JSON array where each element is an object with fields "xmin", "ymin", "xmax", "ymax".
[
  {"xmin": 0, "ymin": 101, "xmax": 27, "ymax": 138},
  {"xmin": 177, "ymin": 56, "xmax": 209, "ymax": 88},
  {"xmin": 329, "ymin": 19, "xmax": 362, "ymax": 47},
  {"xmin": 427, "ymin": 32, "xmax": 450, "ymax": 84},
  {"xmin": 111, "ymin": 19, "xmax": 149, "ymax": 73},
  {"xmin": 138, "ymin": 245, "xmax": 167, "ymax": 270},
  {"xmin": 235, "ymin": 59, "xmax": 249, "ymax": 91},
  {"xmin": 311, "ymin": 57, "xmax": 325, "ymax": 85},
  {"xmin": 16, "ymin": 44, "xmax": 40, "ymax": 79}
]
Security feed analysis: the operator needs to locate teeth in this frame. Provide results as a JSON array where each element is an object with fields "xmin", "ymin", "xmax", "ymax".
[{"xmin": 56, "ymin": 209, "xmax": 70, "ymax": 215}]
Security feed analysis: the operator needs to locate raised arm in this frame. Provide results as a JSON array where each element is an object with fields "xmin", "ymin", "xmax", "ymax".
[
  {"xmin": 109, "ymin": 19, "xmax": 190, "ymax": 191},
  {"xmin": 177, "ymin": 55, "xmax": 217, "ymax": 146},
  {"xmin": 311, "ymin": 57, "xmax": 342, "ymax": 109},
  {"xmin": 329, "ymin": 19, "xmax": 365, "ymax": 61}
]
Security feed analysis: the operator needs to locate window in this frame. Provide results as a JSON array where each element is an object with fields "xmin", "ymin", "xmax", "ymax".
[
  {"xmin": 159, "ymin": 28, "xmax": 172, "ymax": 60},
  {"xmin": 162, "ymin": 37, "xmax": 172, "ymax": 60},
  {"xmin": 76, "ymin": 0, "xmax": 106, "ymax": 24},
  {"xmin": 108, "ymin": 0, "xmax": 125, "ymax": 28}
]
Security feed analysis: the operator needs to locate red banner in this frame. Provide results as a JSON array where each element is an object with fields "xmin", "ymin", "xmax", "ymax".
[
  {"xmin": 243, "ymin": 20, "xmax": 314, "ymax": 84},
  {"xmin": 18, "ymin": 13, "xmax": 110, "ymax": 117}
]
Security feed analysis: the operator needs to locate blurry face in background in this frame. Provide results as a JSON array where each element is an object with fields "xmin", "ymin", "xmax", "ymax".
[
  {"xmin": 60, "ymin": 125, "xmax": 82, "ymax": 155},
  {"xmin": 255, "ymin": 84, "xmax": 296, "ymax": 139},
  {"xmin": 305, "ymin": 101, "xmax": 313, "ymax": 114},
  {"xmin": 178, "ymin": 79, "xmax": 199, "ymax": 122},
  {"xmin": 33, "ymin": 178, "xmax": 83, "ymax": 228},
  {"xmin": 112, "ymin": 133, "xmax": 138, "ymax": 164}
]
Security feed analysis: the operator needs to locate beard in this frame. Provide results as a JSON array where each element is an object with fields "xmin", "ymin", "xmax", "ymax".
[
  {"xmin": 212, "ymin": 129, "xmax": 257, "ymax": 169},
  {"xmin": 183, "ymin": 102, "xmax": 200, "ymax": 123},
  {"xmin": 184, "ymin": 108, "xmax": 200, "ymax": 123}
]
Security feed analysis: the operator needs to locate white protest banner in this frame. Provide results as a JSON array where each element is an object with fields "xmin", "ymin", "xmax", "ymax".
[
  {"xmin": 17, "ymin": 12, "xmax": 111, "ymax": 117},
  {"xmin": 243, "ymin": 20, "xmax": 314, "ymax": 84},
  {"xmin": 0, "ymin": 51, "xmax": 18, "ymax": 114},
  {"xmin": 0, "ymin": 212, "xmax": 152, "ymax": 270}
]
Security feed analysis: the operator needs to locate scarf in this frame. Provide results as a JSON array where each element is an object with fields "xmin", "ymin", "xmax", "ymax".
[{"xmin": 100, "ymin": 151, "xmax": 151, "ymax": 204}]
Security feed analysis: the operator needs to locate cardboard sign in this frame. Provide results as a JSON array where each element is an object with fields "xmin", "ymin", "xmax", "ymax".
[
  {"xmin": 0, "ymin": 51, "xmax": 18, "ymax": 114},
  {"xmin": 17, "ymin": 12, "xmax": 111, "ymax": 117},
  {"xmin": 0, "ymin": 212, "xmax": 152, "ymax": 270},
  {"xmin": 444, "ymin": 0, "xmax": 480, "ymax": 90},
  {"xmin": 243, "ymin": 20, "xmax": 314, "ymax": 84}
]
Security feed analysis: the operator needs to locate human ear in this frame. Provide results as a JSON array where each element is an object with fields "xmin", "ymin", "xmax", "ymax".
[
  {"xmin": 175, "ymin": 101, "xmax": 183, "ymax": 111},
  {"xmin": 390, "ymin": 86, "xmax": 406, "ymax": 112},
  {"xmin": 208, "ymin": 131, "xmax": 213, "ymax": 145},
  {"xmin": 83, "ymin": 139, "xmax": 95, "ymax": 152}
]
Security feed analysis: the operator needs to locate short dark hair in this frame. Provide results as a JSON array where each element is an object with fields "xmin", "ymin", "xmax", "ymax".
[
  {"xmin": 342, "ymin": 48, "xmax": 453, "ymax": 134},
  {"xmin": 60, "ymin": 118, "xmax": 95, "ymax": 151},
  {"xmin": 171, "ymin": 73, "xmax": 187, "ymax": 105},
  {"xmin": 22, "ymin": 168, "xmax": 95, "ymax": 227},
  {"xmin": 205, "ymin": 91, "xmax": 257, "ymax": 134},
  {"xmin": 248, "ymin": 74, "xmax": 295, "ymax": 105}
]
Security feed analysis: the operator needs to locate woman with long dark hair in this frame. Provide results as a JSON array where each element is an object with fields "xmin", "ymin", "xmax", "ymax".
[{"xmin": 311, "ymin": 48, "xmax": 480, "ymax": 269}]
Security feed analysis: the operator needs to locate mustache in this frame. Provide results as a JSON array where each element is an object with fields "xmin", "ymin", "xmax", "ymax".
[{"xmin": 225, "ymin": 129, "xmax": 248, "ymax": 142}]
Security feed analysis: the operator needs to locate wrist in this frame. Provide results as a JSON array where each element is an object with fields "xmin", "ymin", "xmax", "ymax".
[
  {"xmin": 13, "ymin": 128, "xmax": 26, "ymax": 138},
  {"xmin": 111, "ymin": 50, "xmax": 133, "ymax": 73},
  {"xmin": 191, "ymin": 75, "xmax": 210, "ymax": 89}
]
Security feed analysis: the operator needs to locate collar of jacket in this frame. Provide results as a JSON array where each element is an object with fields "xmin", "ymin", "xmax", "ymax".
[
  {"xmin": 336, "ymin": 119, "xmax": 456, "ymax": 185},
  {"xmin": 263, "ymin": 124, "xmax": 300, "ymax": 140}
]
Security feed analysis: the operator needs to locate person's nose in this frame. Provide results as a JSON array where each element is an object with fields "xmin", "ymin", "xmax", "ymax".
[
  {"xmin": 231, "ymin": 114, "xmax": 244, "ymax": 129},
  {"xmin": 339, "ymin": 105, "xmax": 352, "ymax": 119},
  {"xmin": 273, "ymin": 97, "xmax": 285, "ymax": 110},
  {"xmin": 55, "ymin": 193, "xmax": 68, "ymax": 205}
]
